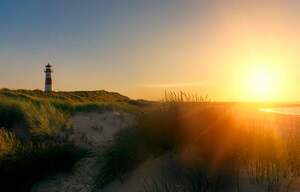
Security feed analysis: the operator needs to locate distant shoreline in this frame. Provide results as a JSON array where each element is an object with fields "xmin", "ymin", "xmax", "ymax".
[{"xmin": 260, "ymin": 107, "xmax": 300, "ymax": 116}]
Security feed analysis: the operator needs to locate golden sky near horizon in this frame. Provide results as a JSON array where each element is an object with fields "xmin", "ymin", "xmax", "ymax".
[{"xmin": 141, "ymin": 1, "xmax": 299, "ymax": 102}]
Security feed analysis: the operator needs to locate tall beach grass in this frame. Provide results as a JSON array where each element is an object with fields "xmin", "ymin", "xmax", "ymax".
[{"xmin": 93, "ymin": 91, "xmax": 300, "ymax": 192}]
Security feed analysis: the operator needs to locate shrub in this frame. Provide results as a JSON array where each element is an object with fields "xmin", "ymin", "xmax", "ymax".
[
  {"xmin": 93, "ymin": 128, "xmax": 147, "ymax": 189},
  {"xmin": 0, "ymin": 100, "xmax": 28, "ymax": 130},
  {"xmin": 0, "ymin": 130, "xmax": 87, "ymax": 192}
]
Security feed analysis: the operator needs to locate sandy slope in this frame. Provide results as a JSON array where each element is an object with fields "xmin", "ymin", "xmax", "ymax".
[
  {"xmin": 65, "ymin": 111, "xmax": 134, "ymax": 148},
  {"xmin": 101, "ymin": 156, "xmax": 169, "ymax": 192},
  {"xmin": 33, "ymin": 111, "xmax": 300, "ymax": 192},
  {"xmin": 32, "ymin": 111, "xmax": 135, "ymax": 192},
  {"xmin": 32, "ymin": 157, "xmax": 97, "ymax": 192}
]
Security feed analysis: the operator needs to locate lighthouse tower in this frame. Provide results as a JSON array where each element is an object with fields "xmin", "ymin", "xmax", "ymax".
[{"xmin": 44, "ymin": 63, "xmax": 53, "ymax": 92}]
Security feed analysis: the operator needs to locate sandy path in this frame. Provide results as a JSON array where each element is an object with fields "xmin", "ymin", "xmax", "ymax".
[
  {"xmin": 32, "ymin": 111, "xmax": 135, "ymax": 192},
  {"xmin": 33, "ymin": 111, "xmax": 300, "ymax": 192},
  {"xmin": 101, "ymin": 156, "xmax": 169, "ymax": 192},
  {"xmin": 32, "ymin": 157, "xmax": 98, "ymax": 192},
  {"xmin": 66, "ymin": 111, "xmax": 135, "ymax": 148}
]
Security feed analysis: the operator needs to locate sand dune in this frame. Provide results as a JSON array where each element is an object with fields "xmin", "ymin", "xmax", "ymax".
[{"xmin": 33, "ymin": 111, "xmax": 135, "ymax": 192}]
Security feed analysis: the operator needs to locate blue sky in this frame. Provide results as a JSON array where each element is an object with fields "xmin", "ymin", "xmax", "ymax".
[{"xmin": 0, "ymin": 1, "xmax": 299, "ymax": 101}]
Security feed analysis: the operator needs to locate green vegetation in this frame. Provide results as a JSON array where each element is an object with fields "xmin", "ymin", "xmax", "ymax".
[
  {"xmin": 1, "ymin": 89, "xmax": 299, "ymax": 192},
  {"xmin": 0, "ymin": 89, "xmax": 143, "ymax": 192},
  {"xmin": 94, "ymin": 128, "xmax": 146, "ymax": 189},
  {"xmin": 0, "ymin": 128, "xmax": 87, "ymax": 192},
  {"xmin": 0, "ymin": 89, "xmax": 140, "ymax": 136},
  {"xmin": 0, "ymin": 88, "xmax": 130, "ymax": 103}
]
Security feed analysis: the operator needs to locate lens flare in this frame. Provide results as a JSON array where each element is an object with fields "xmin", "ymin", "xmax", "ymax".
[{"xmin": 248, "ymin": 70, "xmax": 276, "ymax": 100}]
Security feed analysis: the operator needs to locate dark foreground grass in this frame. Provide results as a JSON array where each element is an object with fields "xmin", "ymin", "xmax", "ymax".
[
  {"xmin": 142, "ymin": 164, "xmax": 238, "ymax": 192},
  {"xmin": 92, "ymin": 102, "xmax": 242, "ymax": 191},
  {"xmin": 0, "ymin": 129, "xmax": 87, "ymax": 192},
  {"xmin": 93, "ymin": 128, "xmax": 147, "ymax": 189},
  {"xmin": 93, "ymin": 92, "xmax": 300, "ymax": 192}
]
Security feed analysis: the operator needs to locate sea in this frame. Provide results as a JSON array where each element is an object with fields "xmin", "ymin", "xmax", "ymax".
[{"xmin": 260, "ymin": 107, "xmax": 300, "ymax": 116}]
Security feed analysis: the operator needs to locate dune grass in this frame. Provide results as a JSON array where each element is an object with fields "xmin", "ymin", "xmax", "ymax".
[
  {"xmin": 93, "ymin": 128, "xmax": 146, "ymax": 189},
  {"xmin": 93, "ymin": 92, "xmax": 300, "ymax": 192},
  {"xmin": 1, "ymin": 89, "xmax": 299, "ymax": 191},
  {"xmin": 0, "ymin": 89, "xmax": 141, "ymax": 136},
  {"xmin": 0, "ymin": 89, "xmax": 143, "ymax": 192},
  {"xmin": 0, "ymin": 88, "xmax": 130, "ymax": 103},
  {"xmin": 0, "ymin": 128, "xmax": 87, "ymax": 192}
]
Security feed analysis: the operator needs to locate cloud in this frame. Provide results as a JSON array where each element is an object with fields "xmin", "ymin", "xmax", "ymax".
[{"xmin": 143, "ymin": 82, "xmax": 205, "ymax": 88}]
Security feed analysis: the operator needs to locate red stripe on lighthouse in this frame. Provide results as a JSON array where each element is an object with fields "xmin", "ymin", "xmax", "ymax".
[{"xmin": 44, "ymin": 63, "xmax": 53, "ymax": 92}]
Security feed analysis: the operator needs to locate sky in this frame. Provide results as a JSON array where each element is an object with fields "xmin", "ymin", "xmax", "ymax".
[{"xmin": 0, "ymin": 0, "xmax": 299, "ymax": 101}]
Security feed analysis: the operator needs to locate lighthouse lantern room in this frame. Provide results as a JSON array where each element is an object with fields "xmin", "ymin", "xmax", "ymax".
[{"xmin": 44, "ymin": 63, "xmax": 53, "ymax": 92}]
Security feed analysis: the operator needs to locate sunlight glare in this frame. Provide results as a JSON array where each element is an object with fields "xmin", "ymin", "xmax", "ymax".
[{"xmin": 248, "ymin": 69, "xmax": 278, "ymax": 101}]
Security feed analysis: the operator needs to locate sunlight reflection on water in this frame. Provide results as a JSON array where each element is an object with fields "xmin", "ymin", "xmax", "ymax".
[{"xmin": 260, "ymin": 107, "xmax": 300, "ymax": 116}]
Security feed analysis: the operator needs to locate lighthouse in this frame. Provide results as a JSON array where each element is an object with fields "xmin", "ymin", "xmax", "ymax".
[{"xmin": 44, "ymin": 63, "xmax": 53, "ymax": 92}]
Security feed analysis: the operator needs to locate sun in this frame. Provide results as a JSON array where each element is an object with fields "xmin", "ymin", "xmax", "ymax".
[
  {"xmin": 249, "ymin": 71, "xmax": 273, "ymax": 95},
  {"xmin": 247, "ymin": 69, "xmax": 278, "ymax": 101}
]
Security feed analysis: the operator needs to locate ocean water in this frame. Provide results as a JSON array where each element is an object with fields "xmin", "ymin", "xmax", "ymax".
[{"xmin": 260, "ymin": 107, "xmax": 300, "ymax": 116}]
